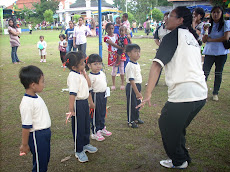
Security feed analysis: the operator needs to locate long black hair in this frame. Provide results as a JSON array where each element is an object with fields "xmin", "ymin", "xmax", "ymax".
[
  {"xmin": 209, "ymin": 6, "xmax": 224, "ymax": 34},
  {"xmin": 174, "ymin": 6, "xmax": 199, "ymax": 40},
  {"xmin": 8, "ymin": 18, "xmax": 17, "ymax": 28}
]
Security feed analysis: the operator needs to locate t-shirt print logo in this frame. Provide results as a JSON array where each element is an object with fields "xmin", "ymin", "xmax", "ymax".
[{"xmin": 185, "ymin": 35, "xmax": 199, "ymax": 47}]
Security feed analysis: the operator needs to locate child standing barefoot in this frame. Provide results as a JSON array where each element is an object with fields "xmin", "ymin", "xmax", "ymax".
[
  {"xmin": 104, "ymin": 23, "xmax": 124, "ymax": 91},
  {"xmin": 58, "ymin": 34, "xmax": 67, "ymax": 67},
  {"xmin": 85, "ymin": 54, "xmax": 112, "ymax": 142},
  {"xmin": 66, "ymin": 51, "xmax": 97, "ymax": 163},
  {"xmin": 37, "ymin": 36, "xmax": 47, "ymax": 62}
]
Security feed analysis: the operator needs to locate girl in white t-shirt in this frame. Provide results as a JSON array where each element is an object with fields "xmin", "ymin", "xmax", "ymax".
[
  {"xmin": 58, "ymin": 34, "xmax": 67, "ymax": 67},
  {"xmin": 66, "ymin": 51, "xmax": 98, "ymax": 163},
  {"xmin": 85, "ymin": 54, "xmax": 112, "ymax": 142},
  {"xmin": 37, "ymin": 36, "xmax": 47, "ymax": 62}
]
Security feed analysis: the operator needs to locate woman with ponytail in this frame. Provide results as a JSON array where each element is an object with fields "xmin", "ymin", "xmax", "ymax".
[
  {"xmin": 137, "ymin": 6, "xmax": 207, "ymax": 169},
  {"xmin": 202, "ymin": 6, "xmax": 230, "ymax": 101}
]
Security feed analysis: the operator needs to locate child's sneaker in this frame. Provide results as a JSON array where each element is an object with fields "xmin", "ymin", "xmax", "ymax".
[
  {"xmin": 160, "ymin": 159, "xmax": 188, "ymax": 169},
  {"xmin": 43, "ymin": 59, "xmax": 46, "ymax": 63},
  {"xmin": 91, "ymin": 130, "xmax": 105, "ymax": 141},
  {"xmin": 101, "ymin": 126, "xmax": 112, "ymax": 136},
  {"xmin": 135, "ymin": 118, "xmax": 144, "ymax": 124},
  {"xmin": 83, "ymin": 144, "xmax": 98, "ymax": 153},
  {"xmin": 120, "ymin": 85, "xmax": 125, "ymax": 90},
  {"xmin": 128, "ymin": 121, "xmax": 138, "ymax": 128},
  {"xmin": 40, "ymin": 59, "xmax": 43, "ymax": 62},
  {"xmin": 75, "ymin": 151, "xmax": 88, "ymax": 163}
]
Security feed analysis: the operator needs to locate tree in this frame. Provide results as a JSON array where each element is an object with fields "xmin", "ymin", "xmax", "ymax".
[
  {"xmin": 73, "ymin": 14, "xmax": 81, "ymax": 23},
  {"xmin": 150, "ymin": 8, "xmax": 163, "ymax": 21},
  {"xmin": 43, "ymin": 9, "xmax": 53, "ymax": 23},
  {"xmin": 33, "ymin": 0, "xmax": 59, "ymax": 21}
]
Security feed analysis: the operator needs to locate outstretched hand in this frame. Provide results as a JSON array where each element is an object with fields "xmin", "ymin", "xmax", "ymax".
[{"xmin": 136, "ymin": 96, "xmax": 152, "ymax": 111}]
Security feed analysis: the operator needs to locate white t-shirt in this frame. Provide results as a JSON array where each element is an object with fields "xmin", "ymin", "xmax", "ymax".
[
  {"xmin": 125, "ymin": 61, "xmax": 142, "ymax": 84},
  {"xmin": 73, "ymin": 25, "xmax": 92, "ymax": 45},
  {"xmin": 37, "ymin": 41, "xmax": 47, "ymax": 55},
  {"xmin": 20, "ymin": 94, "xmax": 51, "ymax": 132},
  {"xmin": 153, "ymin": 27, "xmax": 207, "ymax": 102},
  {"xmin": 89, "ymin": 71, "xmax": 107, "ymax": 93},
  {"xmin": 67, "ymin": 70, "xmax": 89, "ymax": 100}
]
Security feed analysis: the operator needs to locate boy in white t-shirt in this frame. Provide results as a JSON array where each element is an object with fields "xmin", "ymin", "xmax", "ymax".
[
  {"xmin": 19, "ymin": 65, "xmax": 51, "ymax": 172},
  {"xmin": 125, "ymin": 44, "xmax": 144, "ymax": 128}
]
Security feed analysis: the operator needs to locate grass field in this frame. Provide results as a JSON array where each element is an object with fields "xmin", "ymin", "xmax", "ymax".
[{"xmin": 0, "ymin": 30, "xmax": 229, "ymax": 172}]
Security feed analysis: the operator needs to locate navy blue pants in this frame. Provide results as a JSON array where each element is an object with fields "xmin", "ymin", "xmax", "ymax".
[
  {"xmin": 91, "ymin": 92, "xmax": 107, "ymax": 134},
  {"xmin": 126, "ymin": 83, "xmax": 141, "ymax": 123},
  {"xmin": 203, "ymin": 54, "xmax": 227, "ymax": 95},
  {"xmin": 159, "ymin": 100, "xmax": 206, "ymax": 166},
  {"xmin": 71, "ymin": 99, "xmax": 90, "ymax": 153},
  {"xmin": 28, "ymin": 128, "xmax": 51, "ymax": 172}
]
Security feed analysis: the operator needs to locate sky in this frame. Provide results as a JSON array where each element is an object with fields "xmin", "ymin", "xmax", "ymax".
[{"xmin": 1, "ymin": 0, "xmax": 114, "ymax": 8}]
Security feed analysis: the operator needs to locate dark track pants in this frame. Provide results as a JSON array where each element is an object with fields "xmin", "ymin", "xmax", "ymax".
[
  {"xmin": 71, "ymin": 99, "xmax": 90, "ymax": 153},
  {"xmin": 91, "ymin": 92, "xmax": 107, "ymax": 134},
  {"xmin": 126, "ymin": 83, "xmax": 141, "ymax": 123},
  {"xmin": 29, "ymin": 128, "xmax": 51, "ymax": 172},
  {"xmin": 159, "ymin": 100, "xmax": 206, "ymax": 166}
]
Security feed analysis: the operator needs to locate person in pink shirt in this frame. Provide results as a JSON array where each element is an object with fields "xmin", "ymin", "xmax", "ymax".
[
  {"xmin": 122, "ymin": 13, "xmax": 131, "ymax": 32},
  {"xmin": 8, "ymin": 19, "xmax": 21, "ymax": 64}
]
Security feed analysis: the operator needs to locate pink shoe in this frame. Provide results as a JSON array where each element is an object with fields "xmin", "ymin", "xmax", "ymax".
[
  {"xmin": 43, "ymin": 59, "xmax": 46, "ymax": 63},
  {"xmin": 91, "ymin": 131, "xmax": 105, "ymax": 141},
  {"xmin": 120, "ymin": 85, "xmax": 125, "ymax": 90},
  {"xmin": 101, "ymin": 126, "xmax": 112, "ymax": 137},
  {"xmin": 111, "ymin": 86, "xmax": 116, "ymax": 91}
]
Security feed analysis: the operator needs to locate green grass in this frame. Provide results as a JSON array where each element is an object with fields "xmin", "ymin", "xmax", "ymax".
[{"xmin": 0, "ymin": 30, "xmax": 230, "ymax": 172}]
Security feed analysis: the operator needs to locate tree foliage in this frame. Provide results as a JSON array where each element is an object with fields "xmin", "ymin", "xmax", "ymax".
[
  {"xmin": 73, "ymin": 14, "xmax": 81, "ymax": 23},
  {"xmin": 150, "ymin": 8, "xmax": 164, "ymax": 22},
  {"xmin": 43, "ymin": 9, "xmax": 53, "ymax": 23},
  {"xmin": 114, "ymin": 0, "xmax": 171, "ymax": 24}
]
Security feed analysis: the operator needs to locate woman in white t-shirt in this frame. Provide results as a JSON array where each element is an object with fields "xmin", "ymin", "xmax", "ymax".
[
  {"xmin": 138, "ymin": 6, "xmax": 207, "ymax": 169},
  {"xmin": 73, "ymin": 17, "xmax": 92, "ymax": 57}
]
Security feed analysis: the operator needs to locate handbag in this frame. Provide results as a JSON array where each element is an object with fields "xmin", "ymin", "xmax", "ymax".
[{"xmin": 223, "ymin": 38, "xmax": 230, "ymax": 49}]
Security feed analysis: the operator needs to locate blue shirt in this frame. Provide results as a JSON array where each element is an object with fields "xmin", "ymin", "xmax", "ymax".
[
  {"xmin": 202, "ymin": 21, "xmax": 230, "ymax": 56},
  {"xmin": 65, "ymin": 28, "xmax": 74, "ymax": 44}
]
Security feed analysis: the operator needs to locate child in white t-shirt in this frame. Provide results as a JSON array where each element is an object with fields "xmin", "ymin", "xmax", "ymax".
[
  {"xmin": 66, "ymin": 51, "xmax": 98, "ymax": 163},
  {"xmin": 37, "ymin": 35, "xmax": 47, "ymax": 62},
  {"xmin": 85, "ymin": 54, "xmax": 112, "ymax": 142},
  {"xmin": 125, "ymin": 44, "xmax": 144, "ymax": 128},
  {"xmin": 19, "ymin": 65, "xmax": 51, "ymax": 172},
  {"xmin": 58, "ymin": 34, "xmax": 67, "ymax": 67}
]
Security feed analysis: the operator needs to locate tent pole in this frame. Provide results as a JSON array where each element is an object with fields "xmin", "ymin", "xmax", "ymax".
[{"xmin": 98, "ymin": 0, "xmax": 102, "ymax": 58}]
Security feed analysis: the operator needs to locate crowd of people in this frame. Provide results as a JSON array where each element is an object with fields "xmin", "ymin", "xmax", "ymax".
[{"xmin": 5, "ymin": 5, "xmax": 229, "ymax": 171}]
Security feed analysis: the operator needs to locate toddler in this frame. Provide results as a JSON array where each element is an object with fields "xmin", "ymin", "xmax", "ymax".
[
  {"xmin": 19, "ymin": 65, "xmax": 51, "ymax": 171},
  {"xmin": 59, "ymin": 34, "xmax": 67, "ymax": 67},
  {"xmin": 85, "ymin": 54, "xmax": 112, "ymax": 141},
  {"xmin": 37, "ymin": 35, "xmax": 47, "ymax": 62},
  {"xmin": 125, "ymin": 44, "xmax": 144, "ymax": 128},
  {"xmin": 66, "ymin": 51, "xmax": 97, "ymax": 163}
]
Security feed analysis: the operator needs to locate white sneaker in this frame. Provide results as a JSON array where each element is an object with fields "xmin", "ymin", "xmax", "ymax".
[
  {"xmin": 160, "ymin": 159, "xmax": 188, "ymax": 169},
  {"xmin": 91, "ymin": 130, "xmax": 105, "ymax": 141},
  {"xmin": 213, "ymin": 95, "xmax": 219, "ymax": 101},
  {"xmin": 43, "ymin": 59, "xmax": 46, "ymax": 62},
  {"xmin": 40, "ymin": 59, "xmax": 43, "ymax": 62}
]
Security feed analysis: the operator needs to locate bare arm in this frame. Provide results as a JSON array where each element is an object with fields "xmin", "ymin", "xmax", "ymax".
[
  {"xmin": 207, "ymin": 31, "xmax": 230, "ymax": 42},
  {"xmin": 82, "ymin": 70, "xmax": 91, "ymax": 88},
  {"xmin": 8, "ymin": 28, "xmax": 20, "ymax": 36},
  {"xmin": 69, "ymin": 95, "xmax": 75, "ymax": 115},
  {"xmin": 19, "ymin": 128, "xmax": 30, "ymax": 155},
  {"xmin": 73, "ymin": 37, "xmax": 76, "ymax": 48},
  {"xmin": 130, "ymin": 80, "xmax": 142, "ymax": 99},
  {"xmin": 106, "ymin": 39, "xmax": 123, "ymax": 50},
  {"xmin": 88, "ymin": 93, "xmax": 95, "ymax": 109}
]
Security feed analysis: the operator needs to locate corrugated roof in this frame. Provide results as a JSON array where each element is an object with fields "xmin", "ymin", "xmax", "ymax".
[{"xmin": 70, "ymin": 0, "xmax": 113, "ymax": 8}]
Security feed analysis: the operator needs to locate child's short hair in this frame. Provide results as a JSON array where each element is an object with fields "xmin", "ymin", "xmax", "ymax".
[
  {"xmin": 105, "ymin": 22, "xmax": 114, "ymax": 31},
  {"xmin": 126, "ymin": 44, "xmax": 141, "ymax": 53},
  {"xmin": 40, "ymin": 35, "xmax": 44, "ymax": 39},
  {"xmin": 19, "ymin": 65, "xmax": 43, "ymax": 89},
  {"xmin": 65, "ymin": 51, "xmax": 85, "ymax": 70},
  {"xmin": 85, "ymin": 54, "xmax": 102, "ymax": 71},
  {"xmin": 123, "ymin": 13, "xmax": 128, "ymax": 19},
  {"xmin": 119, "ymin": 26, "xmax": 127, "ymax": 32},
  {"xmin": 59, "ymin": 34, "xmax": 66, "ymax": 39}
]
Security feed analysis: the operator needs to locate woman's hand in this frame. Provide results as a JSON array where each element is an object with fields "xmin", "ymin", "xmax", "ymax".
[{"xmin": 136, "ymin": 94, "xmax": 152, "ymax": 111}]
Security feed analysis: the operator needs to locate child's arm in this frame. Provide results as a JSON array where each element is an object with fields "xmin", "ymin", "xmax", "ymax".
[
  {"xmin": 88, "ymin": 93, "xmax": 95, "ymax": 109},
  {"xmin": 130, "ymin": 80, "xmax": 142, "ymax": 100},
  {"xmin": 69, "ymin": 95, "xmax": 75, "ymax": 116},
  {"xmin": 106, "ymin": 39, "xmax": 124, "ymax": 50},
  {"xmin": 63, "ymin": 41, "xmax": 68, "ymax": 48},
  {"xmin": 81, "ymin": 70, "xmax": 91, "ymax": 88},
  {"xmin": 19, "ymin": 128, "xmax": 30, "ymax": 155},
  {"xmin": 8, "ymin": 28, "xmax": 20, "ymax": 36}
]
